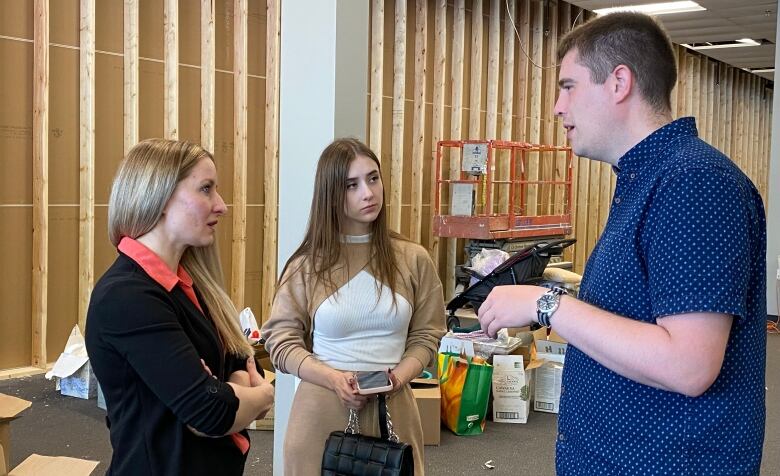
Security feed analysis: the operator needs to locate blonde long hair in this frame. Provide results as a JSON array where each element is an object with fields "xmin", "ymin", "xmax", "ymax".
[
  {"xmin": 281, "ymin": 138, "xmax": 405, "ymax": 297},
  {"xmin": 108, "ymin": 139, "xmax": 252, "ymax": 357}
]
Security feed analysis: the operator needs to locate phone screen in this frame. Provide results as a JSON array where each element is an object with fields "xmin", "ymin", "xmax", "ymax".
[{"xmin": 356, "ymin": 371, "xmax": 390, "ymax": 390}]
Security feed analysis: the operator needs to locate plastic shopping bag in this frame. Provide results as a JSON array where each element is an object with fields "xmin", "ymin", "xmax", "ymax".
[{"xmin": 437, "ymin": 352, "xmax": 493, "ymax": 436}]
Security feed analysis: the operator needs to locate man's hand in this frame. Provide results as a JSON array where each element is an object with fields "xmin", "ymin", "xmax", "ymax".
[
  {"xmin": 328, "ymin": 371, "xmax": 368, "ymax": 410},
  {"xmin": 478, "ymin": 285, "xmax": 547, "ymax": 337}
]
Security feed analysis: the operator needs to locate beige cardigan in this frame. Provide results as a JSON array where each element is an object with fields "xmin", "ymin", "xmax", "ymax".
[{"xmin": 261, "ymin": 238, "xmax": 446, "ymax": 376}]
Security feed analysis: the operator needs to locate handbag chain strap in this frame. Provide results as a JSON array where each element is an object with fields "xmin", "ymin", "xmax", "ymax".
[
  {"xmin": 378, "ymin": 394, "xmax": 400, "ymax": 443},
  {"xmin": 344, "ymin": 394, "xmax": 400, "ymax": 443},
  {"xmin": 345, "ymin": 408, "xmax": 361, "ymax": 434}
]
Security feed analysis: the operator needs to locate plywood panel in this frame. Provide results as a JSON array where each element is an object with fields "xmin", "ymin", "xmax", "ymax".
[
  {"xmin": 0, "ymin": 0, "xmax": 34, "ymax": 40},
  {"xmin": 139, "ymin": 60, "xmax": 164, "ymax": 141},
  {"xmin": 49, "ymin": 46, "xmax": 79, "ymax": 204},
  {"xmin": 215, "ymin": 0, "xmax": 234, "ymax": 72},
  {"xmin": 246, "ymin": 0, "xmax": 266, "ymax": 77},
  {"xmin": 47, "ymin": 207, "xmax": 79, "ymax": 363},
  {"xmin": 179, "ymin": 65, "xmax": 202, "ymax": 143},
  {"xmin": 0, "ymin": 40, "xmax": 34, "ymax": 204},
  {"xmin": 138, "ymin": 0, "xmax": 162, "ymax": 60},
  {"xmin": 50, "ymin": 0, "xmax": 79, "ymax": 47},
  {"xmin": 0, "ymin": 208, "xmax": 33, "ymax": 369},
  {"xmin": 95, "ymin": 53, "xmax": 125, "ymax": 204},
  {"xmin": 95, "ymin": 0, "xmax": 122, "ymax": 54},
  {"xmin": 179, "ymin": 0, "xmax": 201, "ymax": 67}
]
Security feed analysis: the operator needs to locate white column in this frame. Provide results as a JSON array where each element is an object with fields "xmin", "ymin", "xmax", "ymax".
[
  {"xmin": 274, "ymin": 1, "xmax": 369, "ymax": 473},
  {"xmin": 766, "ymin": 7, "xmax": 780, "ymax": 317}
]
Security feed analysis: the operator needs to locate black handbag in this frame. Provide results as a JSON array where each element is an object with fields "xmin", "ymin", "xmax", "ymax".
[{"xmin": 321, "ymin": 394, "xmax": 414, "ymax": 476}]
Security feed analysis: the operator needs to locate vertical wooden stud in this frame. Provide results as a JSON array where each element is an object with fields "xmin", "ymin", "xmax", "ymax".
[
  {"xmin": 231, "ymin": 0, "xmax": 248, "ymax": 308},
  {"xmin": 261, "ymin": 0, "xmax": 280, "ymax": 323},
  {"xmin": 485, "ymin": 0, "xmax": 499, "ymax": 140},
  {"xmin": 124, "ymin": 0, "xmax": 139, "ymax": 155},
  {"xmin": 369, "ymin": 0, "xmax": 384, "ymax": 156},
  {"xmin": 389, "ymin": 0, "xmax": 407, "ymax": 233},
  {"xmin": 468, "ymin": 0, "xmax": 483, "ymax": 140},
  {"xmin": 428, "ymin": 0, "xmax": 447, "ymax": 263},
  {"xmin": 446, "ymin": 0, "xmax": 466, "ymax": 299},
  {"xmin": 201, "ymin": 0, "xmax": 215, "ymax": 152},
  {"xmin": 527, "ymin": 0, "xmax": 543, "ymax": 215},
  {"xmin": 410, "ymin": 0, "xmax": 427, "ymax": 242},
  {"xmin": 32, "ymin": 0, "xmax": 49, "ymax": 368},
  {"xmin": 498, "ymin": 0, "xmax": 515, "ymax": 214},
  {"xmin": 164, "ymin": 0, "xmax": 178, "ymax": 139},
  {"xmin": 78, "ymin": 0, "xmax": 96, "ymax": 331}
]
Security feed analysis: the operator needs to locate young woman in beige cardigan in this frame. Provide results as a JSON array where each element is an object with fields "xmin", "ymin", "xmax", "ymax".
[{"xmin": 261, "ymin": 138, "xmax": 446, "ymax": 475}]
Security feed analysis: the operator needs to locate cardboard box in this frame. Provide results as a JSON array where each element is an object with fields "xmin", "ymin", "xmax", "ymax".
[
  {"xmin": 1, "ymin": 452, "xmax": 99, "ymax": 476},
  {"xmin": 533, "ymin": 339, "xmax": 567, "ymax": 414},
  {"xmin": 491, "ymin": 355, "xmax": 538, "ymax": 424},
  {"xmin": 411, "ymin": 378, "xmax": 441, "ymax": 446},
  {"xmin": 247, "ymin": 370, "xmax": 275, "ymax": 431},
  {"xmin": 0, "ymin": 393, "xmax": 31, "ymax": 472},
  {"xmin": 58, "ymin": 362, "xmax": 97, "ymax": 400}
]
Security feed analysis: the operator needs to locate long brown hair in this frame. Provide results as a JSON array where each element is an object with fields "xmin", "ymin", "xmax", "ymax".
[
  {"xmin": 108, "ymin": 138, "xmax": 252, "ymax": 357},
  {"xmin": 281, "ymin": 138, "xmax": 404, "ymax": 298}
]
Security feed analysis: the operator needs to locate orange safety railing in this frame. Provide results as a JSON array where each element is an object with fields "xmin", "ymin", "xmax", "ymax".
[{"xmin": 433, "ymin": 140, "xmax": 573, "ymax": 240}]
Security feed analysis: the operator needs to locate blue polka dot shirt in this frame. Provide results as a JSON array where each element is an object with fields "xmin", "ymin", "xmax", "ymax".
[{"xmin": 556, "ymin": 117, "xmax": 767, "ymax": 475}]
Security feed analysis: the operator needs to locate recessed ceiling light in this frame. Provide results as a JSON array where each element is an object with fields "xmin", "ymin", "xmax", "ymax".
[
  {"xmin": 594, "ymin": 1, "xmax": 706, "ymax": 16},
  {"xmin": 751, "ymin": 68, "xmax": 774, "ymax": 73},
  {"xmin": 683, "ymin": 39, "xmax": 763, "ymax": 50}
]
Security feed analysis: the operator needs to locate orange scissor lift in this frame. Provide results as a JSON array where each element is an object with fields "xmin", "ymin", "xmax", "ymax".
[{"xmin": 433, "ymin": 140, "xmax": 574, "ymax": 241}]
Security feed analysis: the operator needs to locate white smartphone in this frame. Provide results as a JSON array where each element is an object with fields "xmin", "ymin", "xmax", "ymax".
[{"xmin": 355, "ymin": 370, "xmax": 393, "ymax": 395}]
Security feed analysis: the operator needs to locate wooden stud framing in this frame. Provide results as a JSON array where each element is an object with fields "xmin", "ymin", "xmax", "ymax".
[
  {"xmin": 201, "ymin": 0, "xmax": 215, "ymax": 152},
  {"xmin": 515, "ymin": 0, "xmax": 530, "ymax": 141},
  {"xmin": 164, "ymin": 0, "xmax": 178, "ymax": 139},
  {"xmin": 485, "ymin": 0, "xmax": 500, "ymax": 140},
  {"xmin": 123, "ymin": 0, "xmax": 139, "ymax": 155},
  {"xmin": 261, "ymin": 0, "xmax": 280, "ymax": 323},
  {"xmin": 369, "ymin": 0, "xmax": 383, "ymax": 156},
  {"xmin": 78, "ymin": 0, "xmax": 96, "ymax": 331},
  {"xmin": 527, "ymin": 0, "xmax": 543, "ymax": 215},
  {"xmin": 468, "ymin": 0, "xmax": 483, "ymax": 140},
  {"xmin": 230, "ymin": 0, "xmax": 248, "ymax": 308},
  {"xmin": 498, "ymin": 0, "xmax": 515, "ymax": 214},
  {"xmin": 428, "ymin": 0, "xmax": 447, "ymax": 263},
  {"xmin": 389, "ymin": 0, "xmax": 407, "ymax": 233},
  {"xmin": 32, "ymin": 0, "xmax": 49, "ymax": 368},
  {"xmin": 446, "ymin": 0, "xmax": 466, "ymax": 299},
  {"xmin": 723, "ymin": 67, "xmax": 733, "ymax": 158},
  {"xmin": 409, "ymin": 0, "xmax": 427, "ymax": 243},
  {"xmin": 705, "ymin": 61, "xmax": 715, "ymax": 143}
]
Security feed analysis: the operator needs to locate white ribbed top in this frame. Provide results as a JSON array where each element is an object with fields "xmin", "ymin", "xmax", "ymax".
[{"xmin": 312, "ymin": 269, "xmax": 412, "ymax": 371}]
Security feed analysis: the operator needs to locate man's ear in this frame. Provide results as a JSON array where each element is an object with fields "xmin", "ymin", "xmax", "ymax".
[{"xmin": 611, "ymin": 64, "xmax": 633, "ymax": 103}]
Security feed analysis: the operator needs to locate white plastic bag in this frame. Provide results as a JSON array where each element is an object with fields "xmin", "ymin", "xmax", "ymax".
[
  {"xmin": 466, "ymin": 249, "xmax": 510, "ymax": 287},
  {"xmin": 239, "ymin": 307, "xmax": 261, "ymax": 344}
]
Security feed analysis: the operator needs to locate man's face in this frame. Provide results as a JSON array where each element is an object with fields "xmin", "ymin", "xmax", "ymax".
[{"xmin": 554, "ymin": 49, "xmax": 614, "ymax": 162}]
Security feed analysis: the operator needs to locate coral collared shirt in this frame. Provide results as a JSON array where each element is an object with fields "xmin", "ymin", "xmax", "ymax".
[
  {"xmin": 117, "ymin": 237, "xmax": 204, "ymax": 314},
  {"xmin": 117, "ymin": 237, "xmax": 250, "ymax": 455}
]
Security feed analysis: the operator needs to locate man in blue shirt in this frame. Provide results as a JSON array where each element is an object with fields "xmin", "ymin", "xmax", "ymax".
[{"xmin": 478, "ymin": 12, "xmax": 766, "ymax": 475}]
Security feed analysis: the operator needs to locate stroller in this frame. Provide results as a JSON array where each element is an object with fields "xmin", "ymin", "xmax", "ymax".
[{"xmin": 446, "ymin": 238, "xmax": 576, "ymax": 330}]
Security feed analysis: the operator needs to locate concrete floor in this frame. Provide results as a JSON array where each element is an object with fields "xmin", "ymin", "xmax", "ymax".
[{"xmin": 1, "ymin": 333, "xmax": 778, "ymax": 475}]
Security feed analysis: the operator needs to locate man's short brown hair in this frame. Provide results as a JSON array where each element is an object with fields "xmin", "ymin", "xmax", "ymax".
[{"xmin": 557, "ymin": 12, "xmax": 677, "ymax": 113}]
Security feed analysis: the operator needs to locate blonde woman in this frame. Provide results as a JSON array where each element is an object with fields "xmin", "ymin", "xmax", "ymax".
[
  {"xmin": 85, "ymin": 139, "xmax": 273, "ymax": 476},
  {"xmin": 262, "ymin": 138, "xmax": 446, "ymax": 475}
]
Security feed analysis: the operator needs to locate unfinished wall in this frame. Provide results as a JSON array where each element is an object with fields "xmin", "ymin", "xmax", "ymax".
[
  {"xmin": 0, "ymin": 0, "xmax": 279, "ymax": 373},
  {"xmin": 367, "ymin": 0, "xmax": 773, "ymax": 298}
]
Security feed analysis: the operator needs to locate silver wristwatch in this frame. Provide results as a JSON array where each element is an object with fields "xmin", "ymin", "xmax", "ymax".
[{"xmin": 536, "ymin": 287, "xmax": 566, "ymax": 328}]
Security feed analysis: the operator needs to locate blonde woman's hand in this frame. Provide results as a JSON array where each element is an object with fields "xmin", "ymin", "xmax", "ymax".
[{"xmin": 328, "ymin": 370, "xmax": 368, "ymax": 411}]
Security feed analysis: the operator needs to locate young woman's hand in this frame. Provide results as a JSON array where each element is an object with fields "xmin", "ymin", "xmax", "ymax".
[{"xmin": 328, "ymin": 370, "xmax": 368, "ymax": 410}]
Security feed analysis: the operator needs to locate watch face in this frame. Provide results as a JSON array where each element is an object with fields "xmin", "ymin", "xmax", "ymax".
[{"xmin": 539, "ymin": 294, "xmax": 558, "ymax": 312}]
